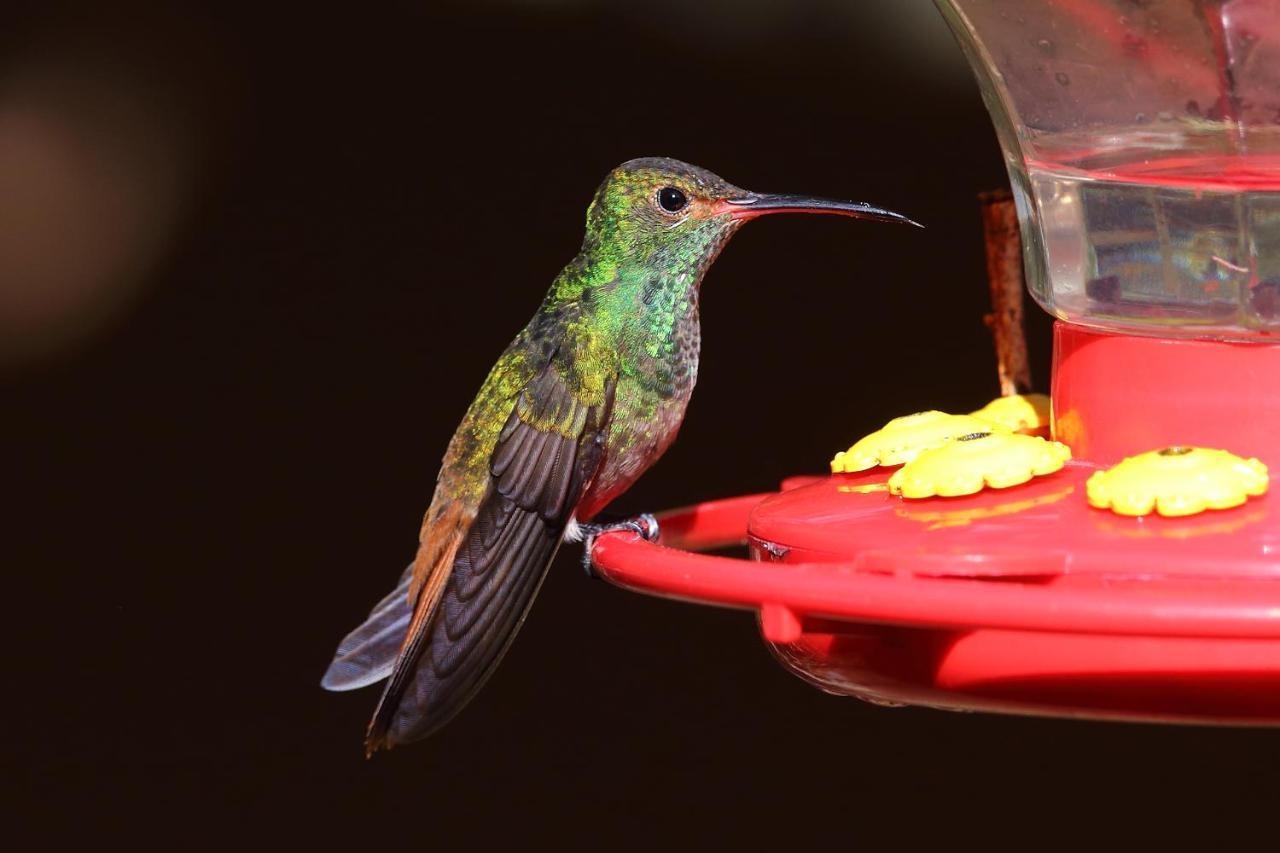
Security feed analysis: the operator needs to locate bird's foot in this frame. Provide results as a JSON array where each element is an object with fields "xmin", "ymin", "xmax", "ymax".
[{"xmin": 578, "ymin": 513, "xmax": 660, "ymax": 578}]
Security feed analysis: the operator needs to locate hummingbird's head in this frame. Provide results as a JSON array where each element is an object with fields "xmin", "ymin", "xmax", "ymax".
[{"xmin": 580, "ymin": 157, "xmax": 918, "ymax": 282}]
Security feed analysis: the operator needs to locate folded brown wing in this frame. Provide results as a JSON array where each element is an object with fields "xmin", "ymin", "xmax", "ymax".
[{"xmin": 366, "ymin": 364, "xmax": 614, "ymax": 752}]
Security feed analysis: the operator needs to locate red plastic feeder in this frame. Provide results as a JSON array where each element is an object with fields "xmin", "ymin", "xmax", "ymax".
[{"xmin": 591, "ymin": 1, "xmax": 1280, "ymax": 725}]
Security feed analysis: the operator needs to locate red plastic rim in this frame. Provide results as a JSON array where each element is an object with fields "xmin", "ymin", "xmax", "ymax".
[{"xmin": 590, "ymin": 492, "xmax": 1280, "ymax": 643}]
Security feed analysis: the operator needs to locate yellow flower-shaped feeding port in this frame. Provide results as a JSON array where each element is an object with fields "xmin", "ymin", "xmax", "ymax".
[
  {"xmin": 1086, "ymin": 446, "xmax": 1269, "ymax": 517},
  {"xmin": 888, "ymin": 431, "xmax": 1071, "ymax": 498},
  {"xmin": 970, "ymin": 393, "xmax": 1051, "ymax": 434},
  {"xmin": 831, "ymin": 411, "xmax": 1009, "ymax": 473}
]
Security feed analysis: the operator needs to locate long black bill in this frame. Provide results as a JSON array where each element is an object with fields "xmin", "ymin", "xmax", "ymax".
[{"xmin": 722, "ymin": 193, "xmax": 922, "ymax": 227}]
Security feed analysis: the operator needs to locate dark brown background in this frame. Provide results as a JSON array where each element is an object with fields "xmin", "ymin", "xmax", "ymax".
[{"xmin": 6, "ymin": 1, "xmax": 1278, "ymax": 847}]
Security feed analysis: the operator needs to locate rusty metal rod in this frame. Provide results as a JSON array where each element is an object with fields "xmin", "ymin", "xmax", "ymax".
[{"xmin": 978, "ymin": 189, "xmax": 1033, "ymax": 396}]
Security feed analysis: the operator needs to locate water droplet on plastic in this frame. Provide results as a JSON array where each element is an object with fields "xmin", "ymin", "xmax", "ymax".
[{"xmin": 1055, "ymin": 72, "xmax": 1070, "ymax": 86}]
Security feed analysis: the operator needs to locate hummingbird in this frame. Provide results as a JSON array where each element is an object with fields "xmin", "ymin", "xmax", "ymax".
[{"xmin": 321, "ymin": 157, "xmax": 916, "ymax": 754}]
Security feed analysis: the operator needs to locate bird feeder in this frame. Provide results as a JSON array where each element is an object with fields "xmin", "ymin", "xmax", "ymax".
[{"xmin": 589, "ymin": 0, "xmax": 1280, "ymax": 725}]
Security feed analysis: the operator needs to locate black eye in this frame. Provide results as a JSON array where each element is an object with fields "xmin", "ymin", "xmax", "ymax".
[{"xmin": 657, "ymin": 186, "xmax": 688, "ymax": 213}]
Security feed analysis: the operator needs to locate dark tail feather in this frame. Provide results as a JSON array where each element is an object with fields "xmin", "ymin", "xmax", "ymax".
[
  {"xmin": 364, "ymin": 505, "xmax": 562, "ymax": 754},
  {"xmin": 320, "ymin": 563, "xmax": 413, "ymax": 692}
]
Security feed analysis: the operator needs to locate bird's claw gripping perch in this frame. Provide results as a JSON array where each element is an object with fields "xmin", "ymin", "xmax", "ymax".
[{"xmin": 580, "ymin": 513, "xmax": 660, "ymax": 578}]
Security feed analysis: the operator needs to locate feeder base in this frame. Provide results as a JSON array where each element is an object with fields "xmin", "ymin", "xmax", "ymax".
[{"xmin": 590, "ymin": 475, "xmax": 1280, "ymax": 726}]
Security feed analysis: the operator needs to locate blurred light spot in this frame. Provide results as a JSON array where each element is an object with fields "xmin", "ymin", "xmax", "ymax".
[{"xmin": 0, "ymin": 47, "xmax": 194, "ymax": 367}]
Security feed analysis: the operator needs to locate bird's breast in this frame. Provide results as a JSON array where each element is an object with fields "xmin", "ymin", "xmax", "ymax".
[{"xmin": 581, "ymin": 314, "xmax": 700, "ymax": 516}]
